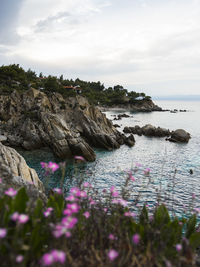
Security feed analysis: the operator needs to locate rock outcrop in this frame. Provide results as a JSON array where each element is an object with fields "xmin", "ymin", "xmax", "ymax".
[
  {"xmin": 167, "ymin": 129, "xmax": 191, "ymax": 143},
  {"xmin": 123, "ymin": 125, "xmax": 171, "ymax": 137},
  {"xmin": 0, "ymin": 88, "xmax": 131, "ymax": 161},
  {"xmin": 123, "ymin": 125, "xmax": 191, "ymax": 143},
  {"xmin": 0, "ymin": 142, "xmax": 44, "ymax": 191},
  {"xmin": 101, "ymin": 99, "xmax": 162, "ymax": 112}
]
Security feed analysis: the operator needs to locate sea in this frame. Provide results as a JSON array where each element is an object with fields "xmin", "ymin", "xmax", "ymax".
[{"xmin": 18, "ymin": 100, "xmax": 200, "ymax": 216}]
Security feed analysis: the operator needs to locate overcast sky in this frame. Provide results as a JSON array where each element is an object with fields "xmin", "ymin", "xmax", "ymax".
[{"xmin": 0, "ymin": 0, "xmax": 200, "ymax": 96}]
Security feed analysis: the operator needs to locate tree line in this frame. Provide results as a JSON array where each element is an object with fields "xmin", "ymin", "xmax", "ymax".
[{"xmin": 0, "ymin": 64, "xmax": 151, "ymax": 105}]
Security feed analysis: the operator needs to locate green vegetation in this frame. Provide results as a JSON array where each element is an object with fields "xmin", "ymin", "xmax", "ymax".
[
  {"xmin": 0, "ymin": 64, "xmax": 151, "ymax": 105},
  {"xmin": 0, "ymin": 185, "xmax": 200, "ymax": 266}
]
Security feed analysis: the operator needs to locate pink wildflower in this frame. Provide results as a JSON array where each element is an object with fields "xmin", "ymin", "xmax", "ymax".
[
  {"xmin": 53, "ymin": 188, "xmax": 62, "ymax": 194},
  {"xmin": 74, "ymin": 155, "xmax": 85, "ymax": 161},
  {"xmin": 51, "ymin": 250, "xmax": 66, "ymax": 264},
  {"xmin": 40, "ymin": 162, "xmax": 48, "ymax": 169},
  {"xmin": 44, "ymin": 208, "xmax": 53, "ymax": 217},
  {"xmin": 128, "ymin": 172, "xmax": 135, "ymax": 181},
  {"xmin": 132, "ymin": 233, "xmax": 140, "ymax": 245},
  {"xmin": 70, "ymin": 187, "xmax": 80, "ymax": 195},
  {"xmin": 48, "ymin": 162, "xmax": 59, "ymax": 172},
  {"xmin": 108, "ymin": 249, "xmax": 118, "ymax": 261},
  {"xmin": 41, "ymin": 253, "xmax": 54, "ymax": 266},
  {"xmin": 16, "ymin": 255, "xmax": 24, "ymax": 263},
  {"xmin": 18, "ymin": 214, "xmax": 29, "ymax": 224},
  {"xmin": 176, "ymin": 244, "xmax": 182, "ymax": 252},
  {"xmin": 65, "ymin": 195, "xmax": 77, "ymax": 202},
  {"xmin": 0, "ymin": 228, "xmax": 7, "ymax": 238},
  {"xmin": 67, "ymin": 203, "xmax": 80, "ymax": 213},
  {"xmin": 76, "ymin": 190, "xmax": 87, "ymax": 198},
  {"xmin": 5, "ymin": 187, "xmax": 17, "ymax": 197},
  {"xmin": 65, "ymin": 231, "xmax": 71, "ymax": 238},
  {"xmin": 108, "ymin": 234, "xmax": 116, "ymax": 240},
  {"xmin": 144, "ymin": 168, "xmax": 151, "ymax": 175},
  {"xmin": 194, "ymin": 208, "xmax": 200, "ymax": 213},
  {"xmin": 83, "ymin": 211, "xmax": 90, "ymax": 219},
  {"xmin": 83, "ymin": 182, "xmax": 91, "ymax": 187},
  {"xmin": 11, "ymin": 212, "xmax": 19, "ymax": 221}
]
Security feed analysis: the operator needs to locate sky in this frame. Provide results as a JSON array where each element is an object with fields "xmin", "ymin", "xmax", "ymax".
[{"xmin": 0, "ymin": 0, "xmax": 200, "ymax": 97}]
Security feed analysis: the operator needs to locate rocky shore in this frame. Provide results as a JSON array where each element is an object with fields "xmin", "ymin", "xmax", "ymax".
[
  {"xmin": 0, "ymin": 88, "xmax": 135, "ymax": 162},
  {"xmin": 123, "ymin": 124, "xmax": 191, "ymax": 143},
  {"xmin": 99, "ymin": 99, "xmax": 162, "ymax": 112}
]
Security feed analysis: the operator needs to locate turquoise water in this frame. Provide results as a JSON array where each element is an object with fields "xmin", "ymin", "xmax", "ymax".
[{"xmin": 18, "ymin": 101, "xmax": 200, "ymax": 215}]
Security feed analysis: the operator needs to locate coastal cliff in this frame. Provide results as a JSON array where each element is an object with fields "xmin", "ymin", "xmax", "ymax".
[{"xmin": 0, "ymin": 88, "xmax": 134, "ymax": 161}]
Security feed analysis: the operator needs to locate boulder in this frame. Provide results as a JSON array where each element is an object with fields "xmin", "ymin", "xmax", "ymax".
[
  {"xmin": 168, "ymin": 129, "xmax": 191, "ymax": 143},
  {"xmin": 124, "ymin": 134, "xmax": 135, "ymax": 147}
]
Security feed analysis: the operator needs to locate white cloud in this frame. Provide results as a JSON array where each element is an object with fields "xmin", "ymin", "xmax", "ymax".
[{"xmin": 1, "ymin": 0, "xmax": 200, "ymax": 96}]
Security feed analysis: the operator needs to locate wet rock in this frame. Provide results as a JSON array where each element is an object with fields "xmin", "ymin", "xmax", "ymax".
[
  {"xmin": 124, "ymin": 134, "xmax": 135, "ymax": 147},
  {"xmin": 167, "ymin": 129, "xmax": 191, "ymax": 143}
]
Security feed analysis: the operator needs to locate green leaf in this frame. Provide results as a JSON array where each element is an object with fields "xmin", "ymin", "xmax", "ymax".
[
  {"xmin": 186, "ymin": 215, "xmax": 197, "ymax": 238},
  {"xmin": 14, "ymin": 187, "xmax": 29, "ymax": 213},
  {"xmin": 154, "ymin": 205, "xmax": 170, "ymax": 227},
  {"xmin": 139, "ymin": 205, "xmax": 149, "ymax": 225},
  {"xmin": 189, "ymin": 232, "xmax": 200, "ymax": 249}
]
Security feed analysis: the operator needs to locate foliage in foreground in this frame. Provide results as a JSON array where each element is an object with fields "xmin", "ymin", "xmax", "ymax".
[{"xmin": 0, "ymin": 183, "xmax": 200, "ymax": 266}]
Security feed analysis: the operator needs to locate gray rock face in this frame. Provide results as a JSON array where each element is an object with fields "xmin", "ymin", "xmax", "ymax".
[
  {"xmin": 123, "ymin": 124, "xmax": 171, "ymax": 137},
  {"xmin": 0, "ymin": 88, "xmax": 131, "ymax": 161},
  {"xmin": 167, "ymin": 129, "xmax": 191, "ymax": 143},
  {"xmin": 0, "ymin": 142, "xmax": 44, "ymax": 191}
]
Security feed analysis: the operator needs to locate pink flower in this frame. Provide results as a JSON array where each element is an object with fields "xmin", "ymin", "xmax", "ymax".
[
  {"xmin": 65, "ymin": 195, "xmax": 77, "ymax": 202},
  {"xmin": 67, "ymin": 203, "xmax": 80, "ymax": 213},
  {"xmin": 70, "ymin": 187, "xmax": 80, "ymax": 195},
  {"xmin": 83, "ymin": 211, "xmax": 90, "ymax": 219},
  {"xmin": 53, "ymin": 188, "xmax": 62, "ymax": 194},
  {"xmin": 108, "ymin": 249, "xmax": 118, "ymax": 261},
  {"xmin": 48, "ymin": 162, "xmax": 59, "ymax": 172},
  {"xmin": 144, "ymin": 168, "xmax": 151, "ymax": 175},
  {"xmin": 110, "ymin": 186, "xmax": 116, "ymax": 193},
  {"xmin": 5, "ymin": 188, "xmax": 17, "ymax": 197},
  {"xmin": 83, "ymin": 182, "xmax": 91, "ymax": 187},
  {"xmin": 16, "ymin": 255, "xmax": 24, "ymax": 263},
  {"xmin": 63, "ymin": 208, "xmax": 72, "ymax": 216},
  {"xmin": 51, "ymin": 250, "xmax": 66, "ymax": 264},
  {"xmin": 135, "ymin": 163, "xmax": 142, "ymax": 167},
  {"xmin": 0, "ymin": 178, "xmax": 2, "ymax": 183},
  {"xmin": 0, "ymin": 228, "xmax": 7, "ymax": 238},
  {"xmin": 44, "ymin": 208, "xmax": 53, "ymax": 217},
  {"xmin": 65, "ymin": 231, "xmax": 71, "ymax": 238},
  {"xmin": 18, "ymin": 214, "xmax": 29, "ymax": 224},
  {"xmin": 11, "ymin": 212, "xmax": 19, "ymax": 221},
  {"xmin": 41, "ymin": 253, "xmax": 54, "ymax": 266},
  {"xmin": 108, "ymin": 234, "xmax": 116, "ymax": 240},
  {"xmin": 74, "ymin": 156, "xmax": 85, "ymax": 161},
  {"xmin": 76, "ymin": 190, "xmax": 87, "ymax": 198},
  {"xmin": 132, "ymin": 234, "xmax": 140, "ymax": 245},
  {"xmin": 128, "ymin": 171, "xmax": 135, "ymax": 181},
  {"xmin": 176, "ymin": 244, "xmax": 182, "ymax": 252},
  {"xmin": 40, "ymin": 162, "xmax": 48, "ymax": 169},
  {"xmin": 112, "ymin": 191, "xmax": 119, "ymax": 197}
]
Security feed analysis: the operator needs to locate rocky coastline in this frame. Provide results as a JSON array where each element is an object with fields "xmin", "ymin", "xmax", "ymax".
[
  {"xmin": 0, "ymin": 88, "xmax": 136, "ymax": 162},
  {"xmin": 99, "ymin": 99, "xmax": 162, "ymax": 112}
]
